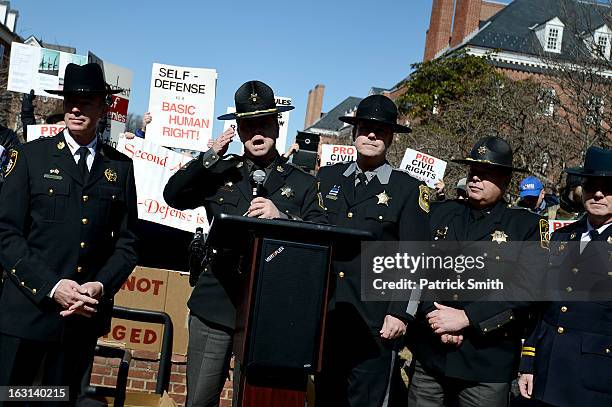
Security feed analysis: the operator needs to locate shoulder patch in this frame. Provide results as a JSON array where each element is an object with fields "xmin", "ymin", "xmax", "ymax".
[
  {"xmin": 418, "ymin": 184, "xmax": 430, "ymax": 213},
  {"xmin": 4, "ymin": 149, "xmax": 18, "ymax": 177},
  {"xmin": 539, "ymin": 218, "xmax": 550, "ymax": 249}
]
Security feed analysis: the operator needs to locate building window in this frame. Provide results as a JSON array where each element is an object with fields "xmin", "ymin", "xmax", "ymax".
[
  {"xmin": 546, "ymin": 27, "xmax": 560, "ymax": 52},
  {"xmin": 594, "ymin": 34, "xmax": 611, "ymax": 59},
  {"xmin": 539, "ymin": 88, "xmax": 556, "ymax": 117}
]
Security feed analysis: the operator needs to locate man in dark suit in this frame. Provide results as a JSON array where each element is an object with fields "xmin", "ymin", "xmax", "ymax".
[
  {"xmin": 164, "ymin": 80, "xmax": 327, "ymax": 407},
  {"xmin": 407, "ymin": 136, "xmax": 548, "ymax": 407},
  {"xmin": 0, "ymin": 63, "xmax": 138, "ymax": 404},
  {"xmin": 518, "ymin": 146, "xmax": 611, "ymax": 407},
  {"xmin": 316, "ymin": 95, "xmax": 430, "ymax": 407}
]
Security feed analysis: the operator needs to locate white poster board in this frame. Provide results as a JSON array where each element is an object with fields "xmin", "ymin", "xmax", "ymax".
[
  {"xmin": 116, "ymin": 137, "xmax": 208, "ymax": 233},
  {"xmin": 8, "ymin": 42, "xmax": 87, "ymax": 98},
  {"xmin": 320, "ymin": 144, "xmax": 357, "ymax": 167},
  {"xmin": 146, "ymin": 63, "xmax": 217, "ymax": 152},
  {"xmin": 275, "ymin": 96, "xmax": 292, "ymax": 154},
  {"xmin": 549, "ymin": 219, "xmax": 576, "ymax": 235},
  {"xmin": 399, "ymin": 148, "xmax": 447, "ymax": 188},
  {"xmin": 26, "ymin": 124, "xmax": 65, "ymax": 142}
]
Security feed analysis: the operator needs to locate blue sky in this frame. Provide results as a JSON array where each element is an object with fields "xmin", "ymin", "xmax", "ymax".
[{"xmin": 11, "ymin": 0, "xmax": 432, "ymax": 152}]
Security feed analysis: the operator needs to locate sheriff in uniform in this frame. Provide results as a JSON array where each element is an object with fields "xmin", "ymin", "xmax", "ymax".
[
  {"xmin": 407, "ymin": 136, "xmax": 548, "ymax": 407},
  {"xmin": 163, "ymin": 80, "xmax": 327, "ymax": 407},
  {"xmin": 316, "ymin": 95, "xmax": 430, "ymax": 407},
  {"xmin": 518, "ymin": 146, "xmax": 612, "ymax": 407},
  {"xmin": 0, "ymin": 63, "xmax": 138, "ymax": 404}
]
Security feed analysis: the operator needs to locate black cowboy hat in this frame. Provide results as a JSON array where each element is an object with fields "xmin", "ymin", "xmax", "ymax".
[
  {"xmin": 565, "ymin": 146, "xmax": 612, "ymax": 177},
  {"xmin": 452, "ymin": 136, "xmax": 527, "ymax": 172},
  {"xmin": 338, "ymin": 94, "xmax": 411, "ymax": 133},
  {"xmin": 45, "ymin": 63, "xmax": 122, "ymax": 96},
  {"xmin": 218, "ymin": 80, "xmax": 294, "ymax": 121}
]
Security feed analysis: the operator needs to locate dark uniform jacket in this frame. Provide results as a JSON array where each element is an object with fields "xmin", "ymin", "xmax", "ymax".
[
  {"xmin": 0, "ymin": 132, "xmax": 138, "ymax": 342},
  {"xmin": 409, "ymin": 199, "xmax": 547, "ymax": 382},
  {"xmin": 519, "ymin": 218, "xmax": 612, "ymax": 407},
  {"xmin": 317, "ymin": 162, "xmax": 430, "ymax": 334},
  {"xmin": 163, "ymin": 150, "xmax": 327, "ymax": 330}
]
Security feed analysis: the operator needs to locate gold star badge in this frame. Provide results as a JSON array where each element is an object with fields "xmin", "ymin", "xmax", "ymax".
[
  {"xmin": 478, "ymin": 146, "xmax": 487, "ymax": 156},
  {"xmin": 281, "ymin": 186, "xmax": 294, "ymax": 199},
  {"xmin": 491, "ymin": 230, "xmax": 508, "ymax": 244},
  {"xmin": 104, "ymin": 168, "xmax": 117, "ymax": 182},
  {"xmin": 376, "ymin": 191, "xmax": 392, "ymax": 206},
  {"xmin": 276, "ymin": 165, "xmax": 284, "ymax": 173},
  {"xmin": 57, "ymin": 141, "xmax": 65, "ymax": 150}
]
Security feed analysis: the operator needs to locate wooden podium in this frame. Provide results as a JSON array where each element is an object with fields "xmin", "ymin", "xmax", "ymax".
[{"xmin": 206, "ymin": 214, "xmax": 371, "ymax": 407}]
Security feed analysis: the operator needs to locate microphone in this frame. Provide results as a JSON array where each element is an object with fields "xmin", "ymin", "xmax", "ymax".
[{"xmin": 250, "ymin": 169, "xmax": 266, "ymax": 197}]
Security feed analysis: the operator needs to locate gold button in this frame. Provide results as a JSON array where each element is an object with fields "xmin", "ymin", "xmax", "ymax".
[
  {"xmin": 48, "ymin": 188, "xmax": 54, "ymax": 195},
  {"xmin": 339, "ymin": 272, "xmax": 345, "ymax": 278},
  {"xmin": 32, "ymin": 289, "xmax": 37, "ymax": 295},
  {"xmin": 606, "ymin": 348, "xmax": 610, "ymax": 354},
  {"xmin": 82, "ymin": 218, "xmax": 88, "ymax": 225},
  {"xmin": 571, "ymin": 267, "xmax": 579, "ymax": 274},
  {"xmin": 20, "ymin": 281, "xmax": 25, "ymax": 286},
  {"xmin": 205, "ymin": 161, "xmax": 210, "ymax": 166},
  {"xmin": 483, "ymin": 328, "xmax": 488, "ymax": 332},
  {"xmin": 82, "ymin": 195, "xmax": 89, "ymax": 202},
  {"xmin": 77, "ymin": 266, "xmax": 83, "ymax": 273},
  {"xmin": 80, "ymin": 242, "xmax": 86, "ymax": 249},
  {"xmin": 561, "ymin": 306, "xmax": 568, "ymax": 312},
  {"xmin": 11, "ymin": 268, "xmax": 15, "ymax": 274},
  {"xmin": 566, "ymin": 286, "xmax": 573, "ymax": 293},
  {"xmin": 558, "ymin": 327, "xmax": 565, "ymax": 334},
  {"xmin": 378, "ymin": 215, "xmax": 383, "ymax": 220},
  {"xmin": 495, "ymin": 255, "xmax": 500, "ymax": 260},
  {"xmin": 112, "ymin": 195, "xmax": 116, "ymax": 200},
  {"xmin": 347, "ymin": 212, "xmax": 353, "ymax": 218},
  {"xmin": 219, "ymin": 197, "xmax": 224, "ymax": 202}
]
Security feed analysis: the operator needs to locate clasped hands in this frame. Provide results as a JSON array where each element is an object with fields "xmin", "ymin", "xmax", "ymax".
[
  {"xmin": 52, "ymin": 279, "xmax": 103, "ymax": 318},
  {"xmin": 426, "ymin": 302, "xmax": 470, "ymax": 347}
]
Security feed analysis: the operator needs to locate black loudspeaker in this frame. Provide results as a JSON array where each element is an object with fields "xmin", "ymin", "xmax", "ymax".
[
  {"xmin": 295, "ymin": 131, "xmax": 320, "ymax": 152},
  {"xmin": 245, "ymin": 238, "xmax": 329, "ymax": 380}
]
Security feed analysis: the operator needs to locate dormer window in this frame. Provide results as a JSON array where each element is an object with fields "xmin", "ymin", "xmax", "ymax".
[
  {"xmin": 534, "ymin": 17, "xmax": 565, "ymax": 54},
  {"xmin": 588, "ymin": 25, "xmax": 612, "ymax": 59}
]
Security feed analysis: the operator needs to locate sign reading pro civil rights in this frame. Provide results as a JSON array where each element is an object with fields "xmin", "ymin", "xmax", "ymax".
[
  {"xmin": 399, "ymin": 148, "xmax": 447, "ymax": 188},
  {"xmin": 116, "ymin": 137, "xmax": 209, "ymax": 233},
  {"xmin": 147, "ymin": 63, "xmax": 217, "ymax": 152},
  {"xmin": 320, "ymin": 144, "xmax": 357, "ymax": 167}
]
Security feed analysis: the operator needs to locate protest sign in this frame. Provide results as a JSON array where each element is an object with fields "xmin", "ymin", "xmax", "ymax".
[
  {"xmin": 320, "ymin": 144, "xmax": 357, "ymax": 167},
  {"xmin": 116, "ymin": 137, "xmax": 209, "ymax": 233},
  {"xmin": 7, "ymin": 42, "xmax": 87, "ymax": 98},
  {"xmin": 549, "ymin": 219, "xmax": 576, "ymax": 235},
  {"xmin": 146, "ymin": 63, "xmax": 217, "ymax": 152},
  {"xmin": 88, "ymin": 52, "xmax": 133, "ymax": 149},
  {"xmin": 26, "ymin": 124, "xmax": 65, "ymax": 142},
  {"xmin": 399, "ymin": 148, "xmax": 447, "ymax": 188}
]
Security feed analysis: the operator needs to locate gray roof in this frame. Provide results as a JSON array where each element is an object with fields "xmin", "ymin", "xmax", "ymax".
[
  {"xmin": 305, "ymin": 96, "xmax": 362, "ymax": 135},
  {"xmin": 466, "ymin": 0, "xmax": 610, "ymax": 61}
]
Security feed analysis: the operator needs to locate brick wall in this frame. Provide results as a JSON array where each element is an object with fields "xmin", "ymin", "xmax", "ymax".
[{"xmin": 90, "ymin": 351, "xmax": 237, "ymax": 406}]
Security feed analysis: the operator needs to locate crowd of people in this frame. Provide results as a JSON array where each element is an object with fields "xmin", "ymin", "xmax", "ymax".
[{"xmin": 0, "ymin": 63, "xmax": 609, "ymax": 407}]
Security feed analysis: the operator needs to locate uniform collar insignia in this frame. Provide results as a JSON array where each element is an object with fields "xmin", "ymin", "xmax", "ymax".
[
  {"xmin": 276, "ymin": 165, "xmax": 284, "ymax": 173},
  {"xmin": 570, "ymin": 232, "xmax": 577, "ymax": 240},
  {"xmin": 57, "ymin": 141, "xmax": 65, "ymax": 150},
  {"xmin": 50, "ymin": 168, "xmax": 60, "ymax": 174},
  {"xmin": 491, "ymin": 230, "xmax": 508, "ymax": 244},
  {"xmin": 280, "ymin": 186, "xmax": 294, "ymax": 199},
  {"xmin": 478, "ymin": 146, "xmax": 487, "ymax": 156},
  {"xmin": 104, "ymin": 168, "xmax": 117, "ymax": 182},
  {"xmin": 608, "ymin": 236, "xmax": 612, "ymax": 244},
  {"xmin": 236, "ymin": 161, "xmax": 244, "ymax": 168},
  {"xmin": 434, "ymin": 226, "xmax": 448, "ymax": 241},
  {"xmin": 376, "ymin": 190, "xmax": 391, "ymax": 206},
  {"xmin": 224, "ymin": 181, "xmax": 233, "ymax": 187}
]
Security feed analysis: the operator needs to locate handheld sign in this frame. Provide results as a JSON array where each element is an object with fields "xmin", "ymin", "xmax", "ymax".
[
  {"xmin": 146, "ymin": 63, "xmax": 217, "ymax": 152},
  {"xmin": 320, "ymin": 144, "xmax": 357, "ymax": 167},
  {"xmin": 399, "ymin": 148, "xmax": 447, "ymax": 188},
  {"xmin": 26, "ymin": 124, "xmax": 65, "ymax": 142}
]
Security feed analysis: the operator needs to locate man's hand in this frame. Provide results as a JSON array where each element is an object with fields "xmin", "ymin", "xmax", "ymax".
[
  {"xmin": 283, "ymin": 143, "xmax": 299, "ymax": 158},
  {"xmin": 123, "ymin": 131, "xmax": 136, "ymax": 139},
  {"xmin": 518, "ymin": 374, "xmax": 534, "ymax": 399},
  {"xmin": 142, "ymin": 112, "xmax": 152, "ymax": 129},
  {"xmin": 440, "ymin": 333, "xmax": 464, "ymax": 347},
  {"xmin": 247, "ymin": 197, "xmax": 280, "ymax": 219},
  {"xmin": 426, "ymin": 302, "xmax": 470, "ymax": 334},
  {"xmin": 380, "ymin": 315, "xmax": 407, "ymax": 340},
  {"xmin": 52, "ymin": 279, "xmax": 98, "ymax": 309},
  {"xmin": 211, "ymin": 128, "xmax": 235, "ymax": 156},
  {"xmin": 81, "ymin": 282, "xmax": 104, "ymax": 299}
]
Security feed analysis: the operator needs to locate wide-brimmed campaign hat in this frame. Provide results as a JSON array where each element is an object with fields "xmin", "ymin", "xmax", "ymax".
[
  {"xmin": 218, "ymin": 80, "xmax": 294, "ymax": 121},
  {"xmin": 45, "ymin": 63, "xmax": 122, "ymax": 96},
  {"xmin": 565, "ymin": 146, "xmax": 612, "ymax": 177},
  {"xmin": 338, "ymin": 95, "xmax": 411, "ymax": 133},
  {"xmin": 452, "ymin": 136, "xmax": 527, "ymax": 172}
]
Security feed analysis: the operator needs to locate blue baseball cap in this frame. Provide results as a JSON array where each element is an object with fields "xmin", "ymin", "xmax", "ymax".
[{"xmin": 519, "ymin": 176, "xmax": 543, "ymax": 198}]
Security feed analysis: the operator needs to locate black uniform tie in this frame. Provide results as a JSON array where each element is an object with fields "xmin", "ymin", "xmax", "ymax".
[
  {"xmin": 355, "ymin": 172, "xmax": 368, "ymax": 199},
  {"xmin": 77, "ymin": 146, "xmax": 90, "ymax": 181}
]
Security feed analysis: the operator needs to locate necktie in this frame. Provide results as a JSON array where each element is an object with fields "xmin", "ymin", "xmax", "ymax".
[
  {"xmin": 77, "ymin": 146, "xmax": 90, "ymax": 181},
  {"xmin": 355, "ymin": 172, "xmax": 368, "ymax": 199}
]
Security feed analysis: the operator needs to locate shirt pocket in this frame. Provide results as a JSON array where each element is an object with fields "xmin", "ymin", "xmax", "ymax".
[
  {"xmin": 31, "ymin": 180, "xmax": 70, "ymax": 222},
  {"xmin": 99, "ymin": 186, "xmax": 125, "ymax": 223},
  {"xmin": 579, "ymin": 332, "xmax": 612, "ymax": 394}
]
